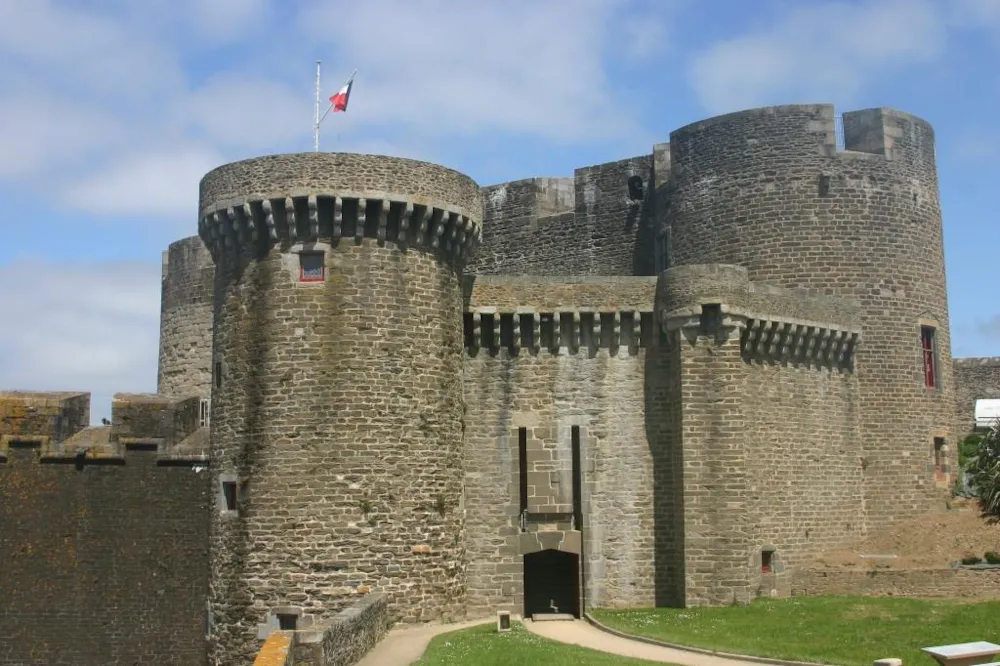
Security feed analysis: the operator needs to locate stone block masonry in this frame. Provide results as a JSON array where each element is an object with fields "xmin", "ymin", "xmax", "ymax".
[
  {"xmin": 202, "ymin": 153, "xmax": 481, "ymax": 665},
  {"xmin": 953, "ymin": 357, "xmax": 1000, "ymax": 435},
  {"xmin": 666, "ymin": 105, "xmax": 956, "ymax": 531},
  {"xmin": 0, "ymin": 392, "xmax": 210, "ymax": 666},
  {"xmin": 158, "ymin": 235, "xmax": 215, "ymax": 400}
]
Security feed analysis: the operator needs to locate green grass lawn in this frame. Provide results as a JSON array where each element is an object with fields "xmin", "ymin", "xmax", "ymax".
[
  {"xmin": 593, "ymin": 596, "xmax": 1000, "ymax": 666},
  {"xmin": 414, "ymin": 622, "xmax": 666, "ymax": 665}
]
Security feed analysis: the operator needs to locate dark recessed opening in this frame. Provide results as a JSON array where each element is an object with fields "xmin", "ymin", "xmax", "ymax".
[
  {"xmin": 277, "ymin": 614, "xmax": 298, "ymax": 631},
  {"xmin": 627, "ymin": 175, "xmax": 644, "ymax": 200},
  {"xmin": 518, "ymin": 427, "xmax": 528, "ymax": 519},
  {"xmin": 761, "ymin": 549, "xmax": 774, "ymax": 573},
  {"xmin": 215, "ymin": 361, "xmax": 222, "ymax": 389},
  {"xmin": 499, "ymin": 612, "xmax": 511, "ymax": 630},
  {"xmin": 222, "ymin": 481, "xmax": 237, "ymax": 512},
  {"xmin": 819, "ymin": 174, "xmax": 832, "ymax": 197}
]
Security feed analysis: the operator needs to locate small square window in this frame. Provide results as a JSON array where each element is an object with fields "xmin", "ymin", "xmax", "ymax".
[
  {"xmin": 299, "ymin": 253, "xmax": 325, "ymax": 282},
  {"xmin": 277, "ymin": 614, "xmax": 298, "ymax": 631}
]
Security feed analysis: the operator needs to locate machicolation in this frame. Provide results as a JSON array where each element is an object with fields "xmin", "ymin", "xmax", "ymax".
[{"xmin": 0, "ymin": 103, "xmax": 995, "ymax": 665}]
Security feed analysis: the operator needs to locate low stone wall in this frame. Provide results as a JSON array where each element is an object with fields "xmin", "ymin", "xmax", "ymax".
[
  {"xmin": 292, "ymin": 594, "xmax": 389, "ymax": 666},
  {"xmin": 793, "ymin": 567, "xmax": 1000, "ymax": 600}
]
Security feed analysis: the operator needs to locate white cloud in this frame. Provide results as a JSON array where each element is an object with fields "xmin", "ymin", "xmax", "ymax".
[
  {"xmin": 0, "ymin": 260, "xmax": 161, "ymax": 424},
  {"xmin": 688, "ymin": 0, "xmax": 946, "ymax": 114},
  {"xmin": 295, "ymin": 0, "xmax": 651, "ymax": 142},
  {"xmin": 62, "ymin": 146, "xmax": 224, "ymax": 220}
]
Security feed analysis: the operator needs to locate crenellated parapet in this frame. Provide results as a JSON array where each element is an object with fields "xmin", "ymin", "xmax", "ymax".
[
  {"xmin": 656, "ymin": 264, "xmax": 862, "ymax": 369},
  {"xmin": 0, "ymin": 391, "xmax": 207, "ymax": 464},
  {"xmin": 464, "ymin": 308, "xmax": 656, "ymax": 354},
  {"xmin": 197, "ymin": 153, "xmax": 482, "ymax": 268}
]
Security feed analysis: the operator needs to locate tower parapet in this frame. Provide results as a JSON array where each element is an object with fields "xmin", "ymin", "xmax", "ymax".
[{"xmin": 200, "ymin": 152, "xmax": 481, "ymax": 664}]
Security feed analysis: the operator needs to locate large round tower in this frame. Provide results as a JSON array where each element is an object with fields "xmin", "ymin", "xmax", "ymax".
[
  {"xmin": 157, "ymin": 235, "xmax": 215, "ymax": 400},
  {"xmin": 666, "ymin": 104, "xmax": 955, "ymax": 531},
  {"xmin": 198, "ymin": 153, "xmax": 482, "ymax": 664}
]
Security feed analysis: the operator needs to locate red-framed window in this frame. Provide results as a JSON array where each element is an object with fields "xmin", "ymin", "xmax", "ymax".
[
  {"xmin": 921, "ymin": 326, "xmax": 937, "ymax": 388},
  {"xmin": 299, "ymin": 252, "xmax": 325, "ymax": 282}
]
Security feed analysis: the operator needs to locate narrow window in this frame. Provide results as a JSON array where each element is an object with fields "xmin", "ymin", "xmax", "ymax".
[
  {"xmin": 277, "ymin": 614, "xmax": 298, "ymax": 631},
  {"xmin": 934, "ymin": 437, "xmax": 946, "ymax": 480},
  {"xmin": 818, "ymin": 174, "xmax": 831, "ymax": 197},
  {"xmin": 571, "ymin": 426, "xmax": 582, "ymax": 530},
  {"xmin": 222, "ymin": 480, "xmax": 237, "ymax": 512},
  {"xmin": 921, "ymin": 326, "xmax": 938, "ymax": 388},
  {"xmin": 518, "ymin": 427, "xmax": 528, "ymax": 518},
  {"xmin": 761, "ymin": 549, "xmax": 774, "ymax": 574},
  {"xmin": 199, "ymin": 398, "xmax": 211, "ymax": 428},
  {"xmin": 299, "ymin": 252, "xmax": 325, "ymax": 282},
  {"xmin": 214, "ymin": 361, "xmax": 222, "ymax": 389}
]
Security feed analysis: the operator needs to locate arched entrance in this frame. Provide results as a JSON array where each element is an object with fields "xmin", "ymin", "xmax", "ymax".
[{"xmin": 523, "ymin": 549, "xmax": 580, "ymax": 618}]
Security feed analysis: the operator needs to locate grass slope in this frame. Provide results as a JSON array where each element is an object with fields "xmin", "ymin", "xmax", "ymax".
[
  {"xmin": 414, "ymin": 622, "xmax": 666, "ymax": 665},
  {"xmin": 593, "ymin": 597, "xmax": 1000, "ymax": 666}
]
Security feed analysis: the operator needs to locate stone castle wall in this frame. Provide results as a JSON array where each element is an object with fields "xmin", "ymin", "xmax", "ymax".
[
  {"xmin": 158, "ymin": 235, "xmax": 215, "ymax": 399},
  {"xmin": 656, "ymin": 264, "xmax": 864, "ymax": 605},
  {"xmin": 953, "ymin": 357, "xmax": 1000, "ymax": 435},
  {"xmin": 461, "ymin": 276, "xmax": 664, "ymax": 615},
  {"xmin": 201, "ymin": 153, "xmax": 481, "ymax": 664},
  {"xmin": 666, "ymin": 105, "xmax": 955, "ymax": 532},
  {"xmin": 471, "ymin": 155, "xmax": 657, "ymax": 276},
  {"xmin": 0, "ymin": 392, "xmax": 210, "ymax": 666}
]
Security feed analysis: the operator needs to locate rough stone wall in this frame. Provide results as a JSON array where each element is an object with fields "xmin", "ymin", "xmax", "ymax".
[
  {"xmin": 794, "ymin": 567, "xmax": 1000, "ymax": 600},
  {"xmin": 0, "ymin": 394, "xmax": 210, "ymax": 666},
  {"xmin": 656, "ymin": 264, "xmax": 864, "ymax": 605},
  {"xmin": 666, "ymin": 105, "xmax": 955, "ymax": 532},
  {"xmin": 953, "ymin": 357, "xmax": 1000, "ymax": 434},
  {"xmin": 292, "ymin": 594, "xmax": 389, "ymax": 666},
  {"xmin": 462, "ymin": 277, "xmax": 662, "ymax": 616},
  {"xmin": 158, "ymin": 236, "xmax": 215, "ymax": 399},
  {"xmin": 0, "ymin": 391, "xmax": 89, "ymax": 442},
  {"xmin": 472, "ymin": 156, "xmax": 657, "ymax": 276},
  {"xmin": 203, "ymin": 153, "xmax": 479, "ymax": 665}
]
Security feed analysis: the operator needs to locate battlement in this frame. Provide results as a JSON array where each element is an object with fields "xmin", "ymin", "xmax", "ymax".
[
  {"xmin": 483, "ymin": 177, "xmax": 575, "ymax": 220},
  {"xmin": 656, "ymin": 264, "xmax": 862, "ymax": 369},
  {"xmin": 669, "ymin": 104, "xmax": 935, "ymax": 167},
  {"xmin": 0, "ymin": 391, "xmax": 207, "ymax": 464},
  {"xmin": 197, "ymin": 152, "xmax": 483, "ymax": 266}
]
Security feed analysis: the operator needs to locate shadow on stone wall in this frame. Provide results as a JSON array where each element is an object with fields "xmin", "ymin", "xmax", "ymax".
[{"xmin": 645, "ymin": 333, "xmax": 685, "ymax": 606}]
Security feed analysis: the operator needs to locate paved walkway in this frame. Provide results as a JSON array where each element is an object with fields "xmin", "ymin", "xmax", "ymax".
[
  {"xmin": 356, "ymin": 616, "xmax": 493, "ymax": 666},
  {"xmin": 524, "ymin": 618, "xmax": 785, "ymax": 666},
  {"xmin": 359, "ymin": 615, "xmax": 794, "ymax": 666}
]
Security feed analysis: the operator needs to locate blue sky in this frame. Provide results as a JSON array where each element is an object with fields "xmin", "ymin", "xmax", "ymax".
[{"xmin": 0, "ymin": 0, "xmax": 997, "ymax": 423}]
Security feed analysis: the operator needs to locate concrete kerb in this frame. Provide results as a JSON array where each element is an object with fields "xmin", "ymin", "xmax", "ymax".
[{"xmin": 583, "ymin": 613, "xmax": 825, "ymax": 666}]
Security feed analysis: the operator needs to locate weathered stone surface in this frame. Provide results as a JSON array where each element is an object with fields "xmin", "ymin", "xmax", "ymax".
[
  {"xmin": 0, "ymin": 394, "xmax": 211, "ymax": 666},
  {"xmin": 953, "ymin": 357, "xmax": 1000, "ymax": 435},
  {"xmin": 666, "ymin": 105, "xmax": 956, "ymax": 531},
  {"xmin": 204, "ymin": 154, "xmax": 478, "ymax": 664},
  {"xmin": 158, "ymin": 236, "xmax": 215, "ymax": 400},
  {"xmin": 793, "ymin": 567, "xmax": 1000, "ymax": 599}
]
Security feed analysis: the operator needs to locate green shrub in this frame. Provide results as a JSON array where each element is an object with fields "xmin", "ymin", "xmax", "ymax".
[
  {"xmin": 961, "ymin": 556, "xmax": 983, "ymax": 565},
  {"xmin": 967, "ymin": 421, "xmax": 1000, "ymax": 517},
  {"xmin": 984, "ymin": 551, "xmax": 1000, "ymax": 565}
]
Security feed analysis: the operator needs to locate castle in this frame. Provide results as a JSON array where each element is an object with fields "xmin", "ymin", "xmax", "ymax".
[{"xmin": 3, "ymin": 103, "xmax": 1000, "ymax": 666}]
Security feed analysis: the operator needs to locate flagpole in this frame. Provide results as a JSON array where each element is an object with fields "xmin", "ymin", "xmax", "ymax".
[{"xmin": 313, "ymin": 60, "xmax": 321, "ymax": 152}]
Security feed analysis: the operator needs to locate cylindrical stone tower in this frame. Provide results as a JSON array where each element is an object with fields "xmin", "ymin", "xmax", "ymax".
[
  {"xmin": 198, "ymin": 153, "xmax": 482, "ymax": 664},
  {"xmin": 157, "ymin": 235, "xmax": 215, "ymax": 399},
  {"xmin": 666, "ymin": 104, "xmax": 955, "ymax": 531}
]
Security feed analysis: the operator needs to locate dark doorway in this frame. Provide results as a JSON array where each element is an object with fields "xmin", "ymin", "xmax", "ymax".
[{"xmin": 523, "ymin": 549, "xmax": 580, "ymax": 618}]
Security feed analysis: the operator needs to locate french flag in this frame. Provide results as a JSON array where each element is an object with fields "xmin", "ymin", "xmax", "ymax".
[{"xmin": 329, "ymin": 73, "xmax": 354, "ymax": 113}]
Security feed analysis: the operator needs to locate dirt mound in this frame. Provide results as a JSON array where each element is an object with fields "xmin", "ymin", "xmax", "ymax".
[{"xmin": 815, "ymin": 506, "xmax": 1000, "ymax": 570}]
